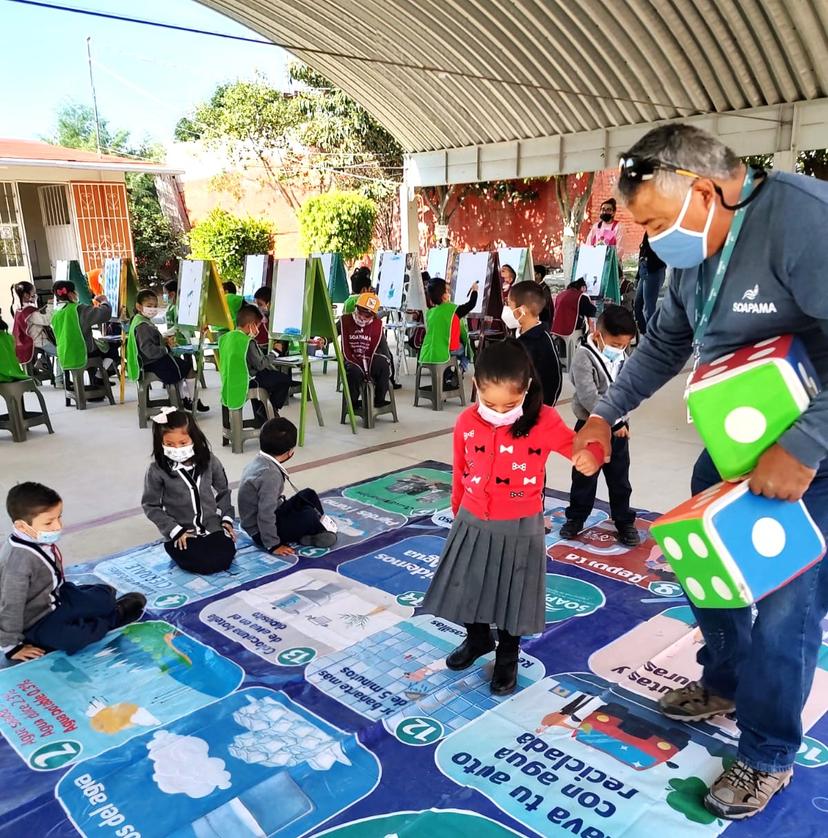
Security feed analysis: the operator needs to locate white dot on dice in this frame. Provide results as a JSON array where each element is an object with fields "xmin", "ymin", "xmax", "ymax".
[
  {"xmin": 724, "ymin": 406, "xmax": 767, "ymax": 444},
  {"xmin": 751, "ymin": 517, "xmax": 787, "ymax": 558},
  {"xmin": 747, "ymin": 347, "xmax": 777, "ymax": 362},
  {"xmin": 663, "ymin": 537, "xmax": 683, "ymax": 560},
  {"xmin": 711, "ymin": 576, "xmax": 734, "ymax": 601},
  {"xmin": 688, "ymin": 533, "xmax": 709, "ymax": 558},
  {"xmin": 685, "ymin": 577, "xmax": 706, "ymax": 601}
]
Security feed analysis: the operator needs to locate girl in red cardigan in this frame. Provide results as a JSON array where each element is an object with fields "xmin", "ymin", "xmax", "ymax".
[{"xmin": 422, "ymin": 339, "xmax": 600, "ymax": 696}]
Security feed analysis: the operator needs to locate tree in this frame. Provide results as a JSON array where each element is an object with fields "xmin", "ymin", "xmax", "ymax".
[
  {"xmin": 297, "ymin": 192, "xmax": 377, "ymax": 262},
  {"xmin": 744, "ymin": 150, "xmax": 828, "ymax": 180},
  {"xmin": 553, "ymin": 172, "xmax": 595, "ymax": 279},
  {"xmin": 188, "ymin": 208, "xmax": 274, "ymax": 282},
  {"xmin": 45, "ymin": 103, "xmax": 130, "ymax": 156}
]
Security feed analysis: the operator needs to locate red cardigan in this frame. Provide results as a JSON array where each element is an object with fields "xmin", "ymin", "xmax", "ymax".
[{"xmin": 452, "ymin": 404, "xmax": 598, "ymax": 521}]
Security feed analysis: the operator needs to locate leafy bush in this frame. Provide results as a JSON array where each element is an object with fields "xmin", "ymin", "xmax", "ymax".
[
  {"xmin": 188, "ymin": 208, "xmax": 273, "ymax": 282},
  {"xmin": 298, "ymin": 191, "xmax": 377, "ymax": 262}
]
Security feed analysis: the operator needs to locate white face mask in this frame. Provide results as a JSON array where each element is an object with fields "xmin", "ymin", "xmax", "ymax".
[
  {"xmin": 475, "ymin": 382, "xmax": 530, "ymax": 428},
  {"xmin": 500, "ymin": 304, "xmax": 522, "ymax": 331},
  {"xmin": 164, "ymin": 444, "xmax": 195, "ymax": 463},
  {"xmin": 141, "ymin": 306, "xmax": 159, "ymax": 318}
]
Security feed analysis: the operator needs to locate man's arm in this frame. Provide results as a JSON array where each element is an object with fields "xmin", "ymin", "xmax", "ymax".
[{"xmin": 592, "ymin": 271, "xmax": 693, "ymax": 425}]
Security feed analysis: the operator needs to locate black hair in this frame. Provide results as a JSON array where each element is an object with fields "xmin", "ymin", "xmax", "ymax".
[
  {"xmin": 259, "ymin": 417, "xmax": 297, "ymax": 457},
  {"xmin": 350, "ymin": 267, "xmax": 371, "ymax": 295},
  {"xmin": 163, "ymin": 279, "xmax": 178, "ymax": 294},
  {"xmin": 136, "ymin": 288, "xmax": 158, "ymax": 309},
  {"xmin": 508, "ymin": 280, "xmax": 546, "ymax": 314},
  {"xmin": 237, "ymin": 303, "xmax": 263, "ymax": 328},
  {"xmin": 567, "ymin": 278, "xmax": 587, "ymax": 291},
  {"xmin": 501, "ymin": 264, "xmax": 517, "ymax": 280},
  {"xmin": 597, "ymin": 304, "xmax": 637, "ymax": 338},
  {"xmin": 6, "ymin": 481, "xmax": 62, "ymax": 524},
  {"xmin": 151, "ymin": 411, "xmax": 212, "ymax": 476},
  {"xmin": 0, "ymin": 310, "xmax": 8, "ymax": 332},
  {"xmin": 52, "ymin": 280, "xmax": 76, "ymax": 302},
  {"xmin": 253, "ymin": 286, "xmax": 271, "ymax": 303},
  {"xmin": 427, "ymin": 277, "xmax": 447, "ymax": 307},
  {"xmin": 600, "ymin": 197, "xmax": 617, "ymax": 210},
  {"xmin": 421, "ymin": 270, "xmax": 432, "ymax": 283},
  {"xmin": 474, "ymin": 338, "xmax": 543, "ymax": 438},
  {"xmin": 222, "ymin": 281, "xmax": 237, "ymax": 294},
  {"xmin": 13, "ymin": 281, "xmax": 35, "ymax": 313},
  {"xmin": 533, "ymin": 264, "xmax": 546, "ymax": 279}
]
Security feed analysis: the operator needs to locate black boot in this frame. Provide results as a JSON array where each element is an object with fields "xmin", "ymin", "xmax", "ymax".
[
  {"xmin": 114, "ymin": 593, "xmax": 147, "ymax": 628},
  {"xmin": 491, "ymin": 630, "xmax": 520, "ymax": 696},
  {"xmin": 446, "ymin": 623, "xmax": 495, "ymax": 671}
]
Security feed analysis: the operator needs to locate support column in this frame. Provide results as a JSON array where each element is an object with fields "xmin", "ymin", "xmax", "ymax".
[{"xmin": 399, "ymin": 176, "xmax": 419, "ymax": 255}]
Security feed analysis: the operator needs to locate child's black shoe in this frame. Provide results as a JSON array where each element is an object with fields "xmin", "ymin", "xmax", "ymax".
[
  {"xmin": 559, "ymin": 519, "xmax": 584, "ymax": 540},
  {"xmin": 446, "ymin": 633, "xmax": 495, "ymax": 671},
  {"xmin": 490, "ymin": 649, "xmax": 519, "ymax": 696},
  {"xmin": 114, "ymin": 593, "xmax": 147, "ymax": 628},
  {"xmin": 616, "ymin": 522, "xmax": 640, "ymax": 547},
  {"xmin": 299, "ymin": 531, "xmax": 337, "ymax": 549}
]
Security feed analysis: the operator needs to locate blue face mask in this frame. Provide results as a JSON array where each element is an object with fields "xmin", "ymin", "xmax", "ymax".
[
  {"xmin": 648, "ymin": 188, "xmax": 715, "ymax": 269},
  {"xmin": 602, "ymin": 344, "xmax": 625, "ymax": 363},
  {"xmin": 36, "ymin": 529, "xmax": 62, "ymax": 545}
]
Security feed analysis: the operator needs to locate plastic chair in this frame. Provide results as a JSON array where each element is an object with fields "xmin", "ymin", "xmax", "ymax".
[
  {"xmin": 26, "ymin": 347, "xmax": 56, "ymax": 387},
  {"xmin": 414, "ymin": 358, "xmax": 466, "ymax": 411},
  {"xmin": 64, "ymin": 357, "xmax": 115, "ymax": 410},
  {"xmin": 137, "ymin": 371, "xmax": 182, "ymax": 429},
  {"xmin": 222, "ymin": 387, "xmax": 275, "ymax": 454},
  {"xmin": 0, "ymin": 378, "xmax": 54, "ymax": 442},
  {"xmin": 341, "ymin": 378, "xmax": 398, "ymax": 429}
]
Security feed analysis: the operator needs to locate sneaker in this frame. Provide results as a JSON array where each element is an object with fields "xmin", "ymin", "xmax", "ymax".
[
  {"xmin": 559, "ymin": 519, "xmax": 584, "ymax": 540},
  {"xmin": 181, "ymin": 397, "xmax": 193, "ymax": 411},
  {"xmin": 299, "ymin": 531, "xmax": 337, "ymax": 548},
  {"xmin": 705, "ymin": 760, "xmax": 793, "ymax": 820},
  {"xmin": 616, "ymin": 521, "xmax": 640, "ymax": 547},
  {"xmin": 114, "ymin": 593, "xmax": 147, "ymax": 628},
  {"xmin": 196, "ymin": 399, "xmax": 210, "ymax": 413},
  {"xmin": 659, "ymin": 680, "xmax": 736, "ymax": 721}
]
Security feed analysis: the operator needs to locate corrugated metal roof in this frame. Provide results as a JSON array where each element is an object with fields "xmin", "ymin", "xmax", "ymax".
[{"xmin": 199, "ymin": 0, "xmax": 828, "ymax": 153}]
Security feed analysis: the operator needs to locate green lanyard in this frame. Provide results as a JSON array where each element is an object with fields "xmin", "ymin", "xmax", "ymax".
[{"xmin": 693, "ymin": 168, "xmax": 756, "ymax": 358}]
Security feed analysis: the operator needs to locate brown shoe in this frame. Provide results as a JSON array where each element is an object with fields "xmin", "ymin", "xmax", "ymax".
[
  {"xmin": 659, "ymin": 680, "xmax": 735, "ymax": 721},
  {"xmin": 705, "ymin": 760, "xmax": 793, "ymax": 820}
]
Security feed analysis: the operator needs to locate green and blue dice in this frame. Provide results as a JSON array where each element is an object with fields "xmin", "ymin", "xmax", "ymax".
[
  {"xmin": 650, "ymin": 480, "xmax": 825, "ymax": 609},
  {"xmin": 686, "ymin": 335, "xmax": 820, "ymax": 480}
]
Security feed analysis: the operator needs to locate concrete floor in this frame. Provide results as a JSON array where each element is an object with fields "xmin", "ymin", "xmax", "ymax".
[{"xmin": 0, "ymin": 358, "xmax": 701, "ymax": 566}]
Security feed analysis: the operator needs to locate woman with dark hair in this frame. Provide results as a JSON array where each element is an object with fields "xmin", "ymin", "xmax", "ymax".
[
  {"xmin": 141, "ymin": 409, "xmax": 235, "ymax": 574},
  {"xmin": 422, "ymin": 339, "xmax": 600, "ymax": 696}
]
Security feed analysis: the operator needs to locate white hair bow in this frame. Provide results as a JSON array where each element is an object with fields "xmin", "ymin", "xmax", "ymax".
[{"xmin": 150, "ymin": 406, "xmax": 178, "ymax": 425}]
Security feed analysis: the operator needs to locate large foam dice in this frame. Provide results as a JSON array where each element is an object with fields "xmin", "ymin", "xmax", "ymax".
[
  {"xmin": 686, "ymin": 335, "xmax": 820, "ymax": 479},
  {"xmin": 650, "ymin": 481, "xmax": 825, "ymax": 608}
]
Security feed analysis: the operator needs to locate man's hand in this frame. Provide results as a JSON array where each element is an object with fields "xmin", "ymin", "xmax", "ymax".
[
  {"xmin": 748, "ymin": 444, "xmax": 816, "ymax": 502},
  {"xmin": 574, "ymin": 416, "xmax": 612, "ymax": 464},
  {"xmin": 11, "ymin": 644, "xmax": 45, "ymax": 662},
  {"xmin": 272, "ymin": 544, "xmax": 295, "ymax": 556}
]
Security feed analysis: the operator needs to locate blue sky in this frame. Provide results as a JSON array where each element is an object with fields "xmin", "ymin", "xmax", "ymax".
[{"xmin": 0, "ymin": 0, "xmax": 288, "ymax": 148}]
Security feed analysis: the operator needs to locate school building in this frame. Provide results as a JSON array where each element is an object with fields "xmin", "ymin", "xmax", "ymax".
[{"xmin": 0, "ymin": 138, "xmax": 175, "ymax": 312}]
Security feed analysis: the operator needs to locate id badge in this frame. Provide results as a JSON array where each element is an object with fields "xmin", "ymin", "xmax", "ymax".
[{"xmin": 320, "ymin": 514, "xmax": 338, "ymax": 534}]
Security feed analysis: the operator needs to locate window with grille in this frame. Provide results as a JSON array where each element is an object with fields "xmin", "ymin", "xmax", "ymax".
[
  {"xmin": 0, "ymin": 182, "xmax": 25, "ymax": 268},
  {"xmin": 71, "ymin": 182, "xmax": 134, "ymax": 272}
]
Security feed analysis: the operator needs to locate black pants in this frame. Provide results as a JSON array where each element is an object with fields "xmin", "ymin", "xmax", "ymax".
[
  {"xmin": 466, "ymin": 622, "xmax": 520, "ymax": 659},
  {"xmin": 89, "ymin": 343, "xmax": 121, "ymax": 372},
  {"xmin": 566, "ymin": 419, "xmax": 634, "ymax": 526},
  {"xmin": 144, "ymin": 353, "xmax": 191, "ymax": 386},
  {"xmin": 252, "ymin": 369, "xmax": 291, "ymax": 422},
  {"xmin": 345, "ymin": 356, "xmax": 390, "ymax": 404},
  {"xmin": 25, "ymin": 582, "xmax": 118, "ymax": 655},
  {"xmin": 252, "ymin": 488, "xmax": 326, "ymax": 548},
  {"xmin": 164, "ymin": 529, "xmax": 236, "ymax": 574}
]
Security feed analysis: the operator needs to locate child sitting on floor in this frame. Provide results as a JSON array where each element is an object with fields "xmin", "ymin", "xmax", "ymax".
[
  {"xmin": 560, "ymin": 304, "xmax": 639, "ymax": 547},
  {"xmin": 127, "ymin": 289, "xmax": 208, "ymax": 412},
  {"xmin": 141, "ymin": 409, "xmax": 236, "ymax": 574},
  {"xmin": 238, "ymin": 417, "xmax": 337, "ymax": 554},
  {"xmin": 0, "ymin": 482, "xmax": 146, "ymax": 660}
]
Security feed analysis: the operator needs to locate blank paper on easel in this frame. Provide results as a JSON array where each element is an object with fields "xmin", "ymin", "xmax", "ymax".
[{"xmin": 271, "ymin": 258, "xmax": 307, "ymax": 336}]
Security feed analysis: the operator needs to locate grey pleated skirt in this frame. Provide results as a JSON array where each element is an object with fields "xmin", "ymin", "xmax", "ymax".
[{"xmin": 422, "ymin": 506, "xmax": 547, "ymax": 637}]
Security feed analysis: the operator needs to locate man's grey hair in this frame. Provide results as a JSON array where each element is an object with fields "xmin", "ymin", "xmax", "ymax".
[{"xmin": 618, "ymin": 123, "xmax": 741, "ymax": 202}]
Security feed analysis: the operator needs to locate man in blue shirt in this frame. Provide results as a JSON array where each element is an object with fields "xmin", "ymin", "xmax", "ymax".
[{"xmin": 576, "ymin": 123, "xmax": 828, "ymax": 820}]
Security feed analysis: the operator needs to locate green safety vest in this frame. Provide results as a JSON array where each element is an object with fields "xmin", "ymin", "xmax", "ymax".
[
  {"xmin": 126, "ymin": 313, "xmax": 151, "ymax": 381},
  {"xmin": 0, "ymin": 332, "xmax": 28, "ymax": 382},
  {"xmin": 226, "ymin": 293, "xmax": 244, "ymax": 325},
  {"xmin": 166, "ymin": 303, "xmax": 192, "ymax": 347},
  {"xmin": 343, "ymin": 294, "xmax": 359, "ymax": 315},
  {"xmin": 419, "ymin": 303, "xmax": 471, "ymax": 365},
  {"xmin": 51, "ymin": 302, "xmax": 88, "ymax": 371},
  {"xmin": 218, "ymin": 329, "xmax": 252, "ymax": 410}
]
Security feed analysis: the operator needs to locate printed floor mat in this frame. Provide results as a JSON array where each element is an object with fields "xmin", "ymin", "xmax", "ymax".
[{"xmin": 0, "ymin": 461, "xmax": 825, "ymax": 837}]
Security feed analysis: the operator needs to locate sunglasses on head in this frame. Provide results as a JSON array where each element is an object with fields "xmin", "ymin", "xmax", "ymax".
[{"xmin": 618, "ymin": 155, "xmax": 702, "ymax": 182}]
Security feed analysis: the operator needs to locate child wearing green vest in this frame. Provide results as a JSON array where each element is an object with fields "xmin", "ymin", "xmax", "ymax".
[
  {"xmin": 222, "ymin": 281, "xmax": 245, "ymax": 326},
  {"xmin": 126, "ymin": 289, "xmax": 209, "ymax": 413},
  {"xmin": 0, "ymin": 311, "xmax": 28, "ymax": 383},
  {"xmin": 220, "ymin": 305, "xmax": 291, "ymax": 428},
  {"xmin": 420, "ymin": 277, "xmax": 477, "ymax": 388}
]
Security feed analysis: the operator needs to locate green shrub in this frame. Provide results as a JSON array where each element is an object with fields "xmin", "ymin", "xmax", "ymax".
[
  {"xmin": 188, "ymin": 208, "xmax": 273, "ymax": 282},
  {"xmin": 298, "ymin": 191, "xmax": 377, "ymax": 262}
]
